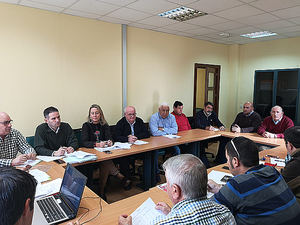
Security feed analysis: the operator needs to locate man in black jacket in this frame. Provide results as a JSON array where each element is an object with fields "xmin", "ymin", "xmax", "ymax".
[
  {"xmin": 114, "ymin": 106, "xmax": 149, "ymax": 143},
  {"xmin": 195, "ymin": 102, "xmax": 228, "ymax": 167}
]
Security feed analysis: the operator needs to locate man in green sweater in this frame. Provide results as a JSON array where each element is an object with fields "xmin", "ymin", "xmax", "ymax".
[{"xmin": 34, "ymin": 106, "xmax": 78, "ymax": 156}]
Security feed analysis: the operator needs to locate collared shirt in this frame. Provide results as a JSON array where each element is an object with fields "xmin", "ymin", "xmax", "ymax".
[
  {"xmin": 48, "ymin": 124, "xmax": 60, "ymax": 134},
  {"xmin": 151, "ymin": 198, "xmax": 236, "ymax": 225},
  {"xmin": 0, "ymin": 128, "xmax": 35, "ymax": 167},
  {"xmin": 273, "ymin": 116, "xmax": 283, "ymax": 125},
  {"xmin": 149, "ymin": 112, "xmax": 178, "ymax": 136},
  {"xmin": 246, "ymin": 111, "xmax": 254, "ymax": 117},
  {"xmin": 126, "ymin": 119, "xmax": 136, "ymax": 135},
  {"xmin": 171, "ymin": 112, "xmax": 191, "ymax": 132}
]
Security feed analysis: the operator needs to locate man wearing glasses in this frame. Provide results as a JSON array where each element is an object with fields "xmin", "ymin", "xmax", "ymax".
[
  {"xmin": 0, "ymin": 112, "xmax": 36, "ymax": 167},
  {"xmin": 208, "ymin": 137, "xmax": 300, "ymax": 224}
]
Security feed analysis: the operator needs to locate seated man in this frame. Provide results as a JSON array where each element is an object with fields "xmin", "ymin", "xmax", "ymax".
[
  {"xmin": 115, "ymin": 106, "xmax": 149, "ymax": 143},
  {"xmin": 119, "ymin": 154, "xmax": 235, "ymax": 225},
  {"xmin": 34, "ymin": 106, "xmax": 78, "ymax": 156},
  {"xmin": 114, "ymin": 106, "xmax": 150, "ymax": 179},
  {"xmin": 257, "ymin": 105, "xmax": 294, "ymax": 138},
  {"xmin": 0, "ymin": 112, "xmax": 36, "ymax": 167},
  {"xmin": 208, "ymin": 136, "xmax": 300, "ymax": 224},
  {"xmin": 231, "ymin": 102, "xmax": 261, "ymax": 133},
  {"xmin": 282, "ymin": 126, "xmax": 300, "ymax": 203},
  {"xmin": 149, "ymin": 103, "xmax": 180, "ymax": 182},
  {"xmin": 195, "ymin": 102, "xmax": 227, "ymax": 167}
]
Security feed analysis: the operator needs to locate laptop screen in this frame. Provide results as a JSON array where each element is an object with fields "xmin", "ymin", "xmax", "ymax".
[{"xmin": 60, "ymin": 164, "xmax": 87, "ymax": 214}]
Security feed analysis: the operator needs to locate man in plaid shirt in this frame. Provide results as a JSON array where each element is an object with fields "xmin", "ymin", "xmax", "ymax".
[{"xmin": 0, "ymin": 112, "xmax": 36, "ymax": 167}]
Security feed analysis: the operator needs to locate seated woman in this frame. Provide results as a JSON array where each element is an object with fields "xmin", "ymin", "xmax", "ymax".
[{"xmin": 81, "ymin": 104, "xmax": 131, "ymax": 199}]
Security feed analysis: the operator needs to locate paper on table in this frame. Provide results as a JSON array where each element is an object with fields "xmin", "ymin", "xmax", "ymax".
[
  {"xmin": 163, "ymin": 134, "xmax": 181, "ymax": 139},
  {"xmin": 35, "ymin": 178, "xmax": 62, "ymax": 199},
  {"xmin": 18, "ymin": 159, "xmax": 41, "ymax": 168},
  {"xmin": 29, "ymin": 169, "xmax": 51, "ymax": 183},
  {"xmin": 37, "ymin": 155, "xmax": 63, "ymax": 162},
  {"xmin": 270, "ymin": 158, "xmax": 285, "ymax": 167},
  {"xmin": 212, "ymin": 127, "xmax": 220, "ymax": 131},
  {"xmin": 134, "ymin": 140, "xmax": 149, "ymax": 145},
  {"xmin": 94, "ymin": 142, "xmax": 132, "ymax": 152},
  {"xmin": 131, "ymin": 198, "xmax": 165, "ymax": 225},
  {"xmin": 207, "ymin": 170, "xmax": 233, "ymax": 198},
  {"xmin": 66, "ymin": 150, "xmax": 96, "ymax": 159}
]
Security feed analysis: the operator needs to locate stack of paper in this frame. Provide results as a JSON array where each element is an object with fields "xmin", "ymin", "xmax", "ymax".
[
  {"xmin": 29, "ymin": 169, "xmax": 51, "ymax": 183},
  {"xmin": 95, "ymin": 142, "xmax": 132, "ymax": 152},
  {"xmin": 37, "ymin": 155, "xmax": 63, "ymax": 162},
  {"xmin": 131, "ymin": 198, "xmax": 165, "ymax": 225},
  {"xmin": 134, "ymin": 140, "xmax": 148, "ymax": 145},
  {"xmin": 163, "ymin": 134, "xmax": 181, "ymax": 139},
  {"xmin": 35, "ymin": 178, "xmax": 62, "ymax": 199},
  {"xmin": 19, "ymin": 159, "xmax": 41, "ymax": 168},
  {"xmin": 63, "ymin": 150, "xmax": 97, "ymax": 164}
]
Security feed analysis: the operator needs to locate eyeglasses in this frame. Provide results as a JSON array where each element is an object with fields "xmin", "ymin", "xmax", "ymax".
[
  {"xmin": 0, "ymin": 120, "xmax": 13, "ymax": 126},
  {"xmin": 231, "ymin": 139, "xmax": 240, "ymax": 159},
  {"xmin": 127, "ymin": 113, "xmax": 136, "ymax": 117}
]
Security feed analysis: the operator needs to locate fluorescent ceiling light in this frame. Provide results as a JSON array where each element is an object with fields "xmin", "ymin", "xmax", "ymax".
[
  {"xmin": 158, "ymin": 6, "xmax": 207, "ymax": 22},
  {"xmin": 240, "ymin": 31, "xmax": 277, "ymax": 39}
]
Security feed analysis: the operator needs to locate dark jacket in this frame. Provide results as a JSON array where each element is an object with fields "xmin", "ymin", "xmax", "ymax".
[
  {"xmin": 114, "ymin": 117, "xmax": 149, "ymax": 142},
  {"xmin": 231, "ymin": 111, "xmax": 262, "ymax": 133},
  {"xmin": 81, "ymin": 122, "xmax": 112, "ymax": 148},
  {"xmin": 195, "ymin": 110, "xmax": 224, "ymax": 129}
]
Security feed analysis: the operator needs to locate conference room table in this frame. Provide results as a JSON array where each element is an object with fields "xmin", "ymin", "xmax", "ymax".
[
  {"xmin": 66, "ymin": 129, "xmax": 286, "ymax": 190},
  {"xmin": 54, "ymin": 129, "xmax": 287, "ymax": 224}
]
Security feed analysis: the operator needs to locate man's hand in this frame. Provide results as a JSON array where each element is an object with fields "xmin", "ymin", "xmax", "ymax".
[
  {"xmin": 219, "ymin": 126, "xmax": 226, "ymax": 131},
  {"xmin": 53, "ymin": 147, "xmax": 66, "ymax": 156},
  {"xmin": 66, "ymin": 147, "xmax": 74, "ymax": 153},
  {"xmin": 26, "ymin": 153, "xmax": 37, "ymax": 160},
  {"xmin": 232, "ymin": 125, "xmax": 241, "ymax": 133},
  {"xmin": 12, "ymin": 154, "xmax": 28, "ymax": 166},
  {"xmin": 158, "ymin": 127, "xmax": 164, "ymax": 131},
  {"xmin": 155, "ymin": 202, "xmax": 171, "ymax": 215},
  {"xmin": 95, "ymin": 141, "xmax": 106, "ymax": 148},
  {"xmin": 263, "ymin": 132, "xmax": 276, "ymax": 138},
  {"xmin": 118, "ymin": 215, "xmax": 132, "ymax": 225},
  {"xmin": 128, "ymin": 135, "xmax": 137, "ymax": 144},
  {"xmin": 205, "ymin": 126, "xmax": 214, "ymax": 131},
  {"xmin": 66, "ymin": 221, "xmax": 79, "ymax": 225},
  {"xmin": 207, "ymin": 179, "xmax": 222, "ymax": 194}
]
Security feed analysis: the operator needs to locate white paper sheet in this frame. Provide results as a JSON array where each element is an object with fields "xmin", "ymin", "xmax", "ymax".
[
  {"xmin": 208, "ymin": 170, "xmax": 233, "ymax": 185},
  {"xmin": 37, "ymin": 155, "xmax": 63, "ymax": 162},
  {"xmin": 19, "ymin": 159, "xmax": 41, "ymax": 167},
  {"xmin": 270, "ymin": 158, "xmax": 285, "ymax": 167},
  {"xmin": 29, "ymin": 169, "xmax": 51, "ymax": 183},
  {"xmin": 66, "ymin": 150, "xmax": 96, "ymax": 159},
  {"xmin": 94, "ymin": 142, "xmax": 132, "ymax": 152},
  {"xmin": 131, "ymin": 198, "xmax": 165, "ymax": 225},
  {"xmin": 134, "ymin": 140, "xmax": 149, "ymax": 145},
  {"xmin": 35, "ymin": 178, "xmax": 62, "ymax": 199},
  {"xmin": 163, "ymin": 134, "xmax": 181, "ymax": 139}
]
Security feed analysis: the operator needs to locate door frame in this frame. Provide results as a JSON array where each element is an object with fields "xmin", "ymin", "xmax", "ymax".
[{"xmin": 193, "ymin": 63, "xmax": 221, "ymax": 117}]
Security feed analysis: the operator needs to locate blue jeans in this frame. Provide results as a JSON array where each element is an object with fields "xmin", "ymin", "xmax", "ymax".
[{"xmin": 154, "ymin": 146, "xmax": 181, "ymax": 174}]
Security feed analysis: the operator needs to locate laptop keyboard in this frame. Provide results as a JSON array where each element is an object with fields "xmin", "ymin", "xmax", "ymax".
[{"xmin": 37, "ymin": 197, "xmax": 66, "ymax": 223}]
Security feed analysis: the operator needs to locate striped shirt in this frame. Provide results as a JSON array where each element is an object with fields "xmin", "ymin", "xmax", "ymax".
[
  {"xmin": 213, "ymin": 165, "xmax": 300, "ymax": 225},
  {"xmin": 151, "ymin": 198, "xmax": 236, "ymax": 225},
  {"xmin": 0, "ymin": 128, "xmax": 35, "ymax": 167}
]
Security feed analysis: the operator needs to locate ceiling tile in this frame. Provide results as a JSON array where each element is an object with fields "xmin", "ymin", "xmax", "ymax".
[
  {"xmin": 64, "ymin": 9, "xmax": 101, "ymax": 19},
  {"xmin": 20, "ymin": 0, "xmax": 63, "ymax": 12},
  {"xmin": 106, "ymin": 7, "xmax": 151, "ymax": 21},
  {"xmin": 238, "ymin": 13, "xmax": 280, "ymax": 25},
  {"xmin": 215, "ymin": 5, "xmax": 264, "ymax": 20},
  {"xmin": 187, "ymin": 0, "xmax": 244, "ymax": 13},
  {"xmin": 25, "ymin": 0, "xmax": 77, "ymax": 8},
  {"xmin": 163, "ymin": 22, "xmax": 200, "ymax": 31},
  {"xmin": 289, "ymin": 16, "xmax": 300, "ymax": 25},
  {"xmin": 97, "ymin": 0, "xmax": 137, "ymax": 7},
  {"xmin": 138, "ymin": 15, "xmax": 177, "ymax": 27},
  {"xmin": 250, "ymin": 0, "xmax": 300, "ymax": 12},
  {"xmin": 212, "ymin": 21, "xmax": 245, "ymax": 31},
  {"xmin": 126, "ymin": 0, "xmax": 178, "ymax": 14},
  {"xmin": 239, "ymin": 0, "xmax": 257, "ymax": 3},
  {"xmin": 128, "ymin": 22, "xmax": 158, "ymax": 30},
  {"xmin": 270, "ymin": 25, "xmax": 300, "ymax": 33},
  {"xmin": 99, "ymin": 16, "xmax": 131, "ymax": 24},
  {"xmin": 166, "ymin": 0, "xmax": 198, "ymax": 4},
  {"xmin": 0, "ymin": 0, "xmax": 19, "ymax": 4},
  {"xmin": 272, "ymin": 6, "xmax": 300, "ymax": 19},
  {"xmin": 186, "ymin": 15, "xmax": 229, "ymax": 26},
  {"xmin": 227, "ymin": 26, "xmax": 260, "ymax": 34},
  {"xmin": 256, "ymin": 20, "xmax": 295, "ymax": 29},
  {"xmin": 70, "ymin": 0, "xmax": 119, "ymax": 15},
  {"xmin": 184, "ymin": 27, "xmax": 217, "ymax": 35},
  {"xmin": 284, "ymin": 30, "xmax": 300, "ymax": 37}
]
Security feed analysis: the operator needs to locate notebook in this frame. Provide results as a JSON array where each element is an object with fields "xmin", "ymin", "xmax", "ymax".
[{"xmin": 32, "ymin": 164, "xmax": 87, "ymax": 225}]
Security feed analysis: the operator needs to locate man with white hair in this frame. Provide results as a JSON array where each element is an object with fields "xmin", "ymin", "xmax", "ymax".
[
  {"xmin": 149, "ymin": 103, "xmax": 181, "ymax": 182},
  {"xmin": 257, "ymin": 105, "xmax": 294, "ymax": 138},
  {"xmin": 118, "ymin": 154, "xmax": 235, "ymax": 225},
  {"xmin": 0, "ymin": 112, "xmax": 36, "ymax": 167}
]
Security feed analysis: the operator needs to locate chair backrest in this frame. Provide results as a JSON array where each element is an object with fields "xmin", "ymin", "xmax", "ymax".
[
  {"xmin": 73, "ymin": 128, "xmax": 82, "ymax": 147},
  {"xmin": 26, "ymin": 136, "xmax": 34, "ymax": 148}
]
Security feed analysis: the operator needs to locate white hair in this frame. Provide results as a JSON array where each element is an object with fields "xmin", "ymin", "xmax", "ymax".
[
  {"xmin": 159, "ymin": 102, "xmax": 169, "ymax": 108},
  {"xmin": 271, "ymin": 105, "xmax": 283, "ymax": 112},
  {"xmin": 163, "ymin": 154, "xmax": 207, "ymax": 199}
]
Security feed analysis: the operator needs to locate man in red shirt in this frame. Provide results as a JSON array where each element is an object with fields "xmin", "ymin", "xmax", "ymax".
[
  {"xmin": 171, "ymin": 101, "xmax": 191, "ymax": 131},
  {"xmin": 257, "ymin": 105, "xmax": 294, "ymax": 138}
]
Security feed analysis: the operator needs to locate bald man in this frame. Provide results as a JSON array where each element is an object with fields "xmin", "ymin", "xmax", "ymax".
[
  {"xmin": 257, "ymin": 105, "xmax": 294, "ymax": 138},
  {"xmin": 0, "ymin": 112, "xmax": 36, "ymax": 167},
  {"xmin": 231, "ymin": 102, "xmax": 262, "ymax": 133},
  {"xmin": 114, "ymin": 106, "xmax": 149, "ymax": 143}
]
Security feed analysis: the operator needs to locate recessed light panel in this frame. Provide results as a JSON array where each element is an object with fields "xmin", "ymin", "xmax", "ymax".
[
  {"xmin": 241, "ymin": 31, "xmax": 277, "ymax": 39},
  {"xmin": 158, "ymin": 6, "xmax": 207, "ymax": 22}
]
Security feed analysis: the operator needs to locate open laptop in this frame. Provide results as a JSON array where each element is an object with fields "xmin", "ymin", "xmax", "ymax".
[{"xmin": 32, "ymin": 164, "xmax": 87, "ymax": 225}]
